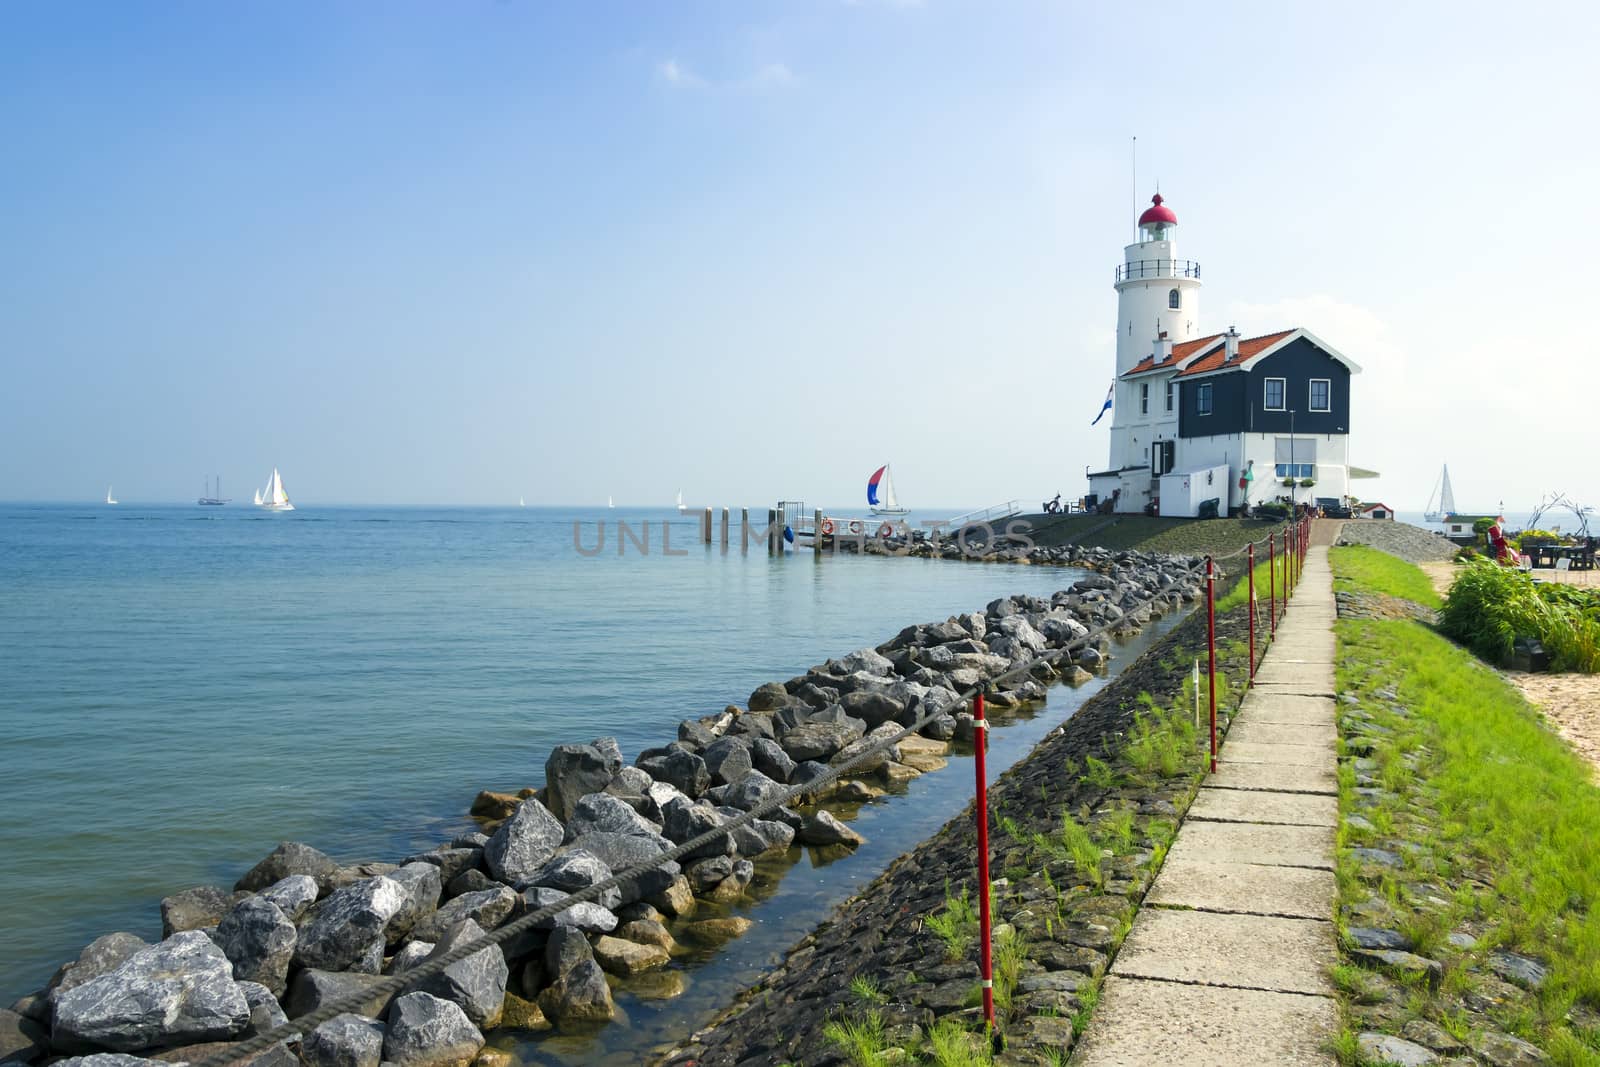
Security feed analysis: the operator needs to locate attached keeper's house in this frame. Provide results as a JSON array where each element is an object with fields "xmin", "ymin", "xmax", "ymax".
[{"xmin": 1087, "ymin": 194, "xmax": 1362, "ymax": 516}]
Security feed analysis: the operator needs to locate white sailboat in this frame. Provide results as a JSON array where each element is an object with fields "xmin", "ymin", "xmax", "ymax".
[
  {"xmin": 608, "ymin": 495, "xmax": 614, "ymax": 509},
  {"xmin": 1424, "ymin": 464, "xmax": 1457, "ymax": 524},
  {"xmin": 253, "ymin": 487, "xmax": 263, "ymax": 506},
  {"xmin": 867, "ymin": 464, "xmax": 909, "ymax": 516},
  {"xmin": 105, "ymin": 486, "xmax": 118, "ymax": 505},
  {"xmin": 676, "ymin": 489, "xmax": 686, "ymax": 513},
  {"xmin": 257, "ymin": 467, "xmax": 295, "ymax": 512},
  {"xmin": 519, "ymin": 497, "xmax": 526, "ymax": 508}
]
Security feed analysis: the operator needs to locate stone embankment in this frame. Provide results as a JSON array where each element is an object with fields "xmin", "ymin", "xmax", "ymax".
[
  {"xmin": 1335, "ymin": 520, "xmax": 1459, "ymax": 563},
  {"xmin": 656, "ymin": 587, "xmax": 1261, "ymax": 1066},
  {"xmin": 3, "ymin": 554, "xmax": 1203, "ymax": 1067}
]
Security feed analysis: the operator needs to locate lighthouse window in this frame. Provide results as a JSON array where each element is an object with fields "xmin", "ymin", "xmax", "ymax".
[
  {"xmin": 1196, "ymin": 383, "xmax": 1213, "ymax": 415},
  {"xmin": 1309, "ymin": 379, "xmax": 1331, "ymax": 412},
  {"xmin": 1264, "ymin": 377, "xmax": 1286, "ymax": 411},
  {"xmin": 1168, "ymin": 288, "xmax": 1180, "ymax": 309}
]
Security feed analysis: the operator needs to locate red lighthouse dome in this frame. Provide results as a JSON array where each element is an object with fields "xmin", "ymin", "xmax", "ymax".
[{"xmin": 1138, "ymin": 193, "xmax": 1177, "ymax": 226}]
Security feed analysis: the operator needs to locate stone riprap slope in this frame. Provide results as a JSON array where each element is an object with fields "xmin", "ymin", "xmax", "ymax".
[
  {"xmin": 4, "ymin": 554, "xmax": 1202, "ymax": 1067},
  {"xmin": 1335, "ymin": 520, "xmax": 1458, "ymax": 563}
]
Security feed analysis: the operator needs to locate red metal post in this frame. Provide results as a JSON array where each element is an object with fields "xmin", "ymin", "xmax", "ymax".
[
  {"xmin": 973, "ymin": 691, "xmax": 995, "ymax": 1033},
  {"xmin": 1247, "ymin": 541, "xmax": 1256, "ymax": 686},
  {"xmin": 1268, "ymin": 532, "xmax": 1276, "ymax": 637},
  {"xmin": 1206, "ymin": 556, "xmax": 1217, "ymax": 772}
]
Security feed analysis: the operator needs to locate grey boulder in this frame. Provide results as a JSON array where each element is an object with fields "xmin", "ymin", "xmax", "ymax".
[
  {"xmin": 522, "ymin": 888, "xmax": 617, "ymax": 933},
  {"xmin": 283, "ymin": 970, "xmax": 392, "ymax": 1020},
  {"xmin": 798, "ymin": 810, "xmax": 866, "ymax": 848},
  {"xmin": 700, "ymin": 737, "xmax": 753, "ymax": 787},
  {"xmin": 562, "ymin": 793, "xmax": 661, "ymax": 841},
  {"xmin": 404, "ymin": 919, "xmax": 508, "ymax": 1029},
  {"xmin": 659, "ymin": 798, "xmax": 735, "ymax": 861},
  {"xmin": 535, "ymin": 959, "xmax": 615, "ymax": 1026},
  {"xmin": 543, "ymin": 742, "xmax": 622, "ymax": 823},
  {"xmin": 215, "ymin": 897, "xmax": 297, "ymax": 996},
  {"xmin": 293, "ymin": 876, "xmax": 408, "ymax": 974},
  {"xmin": 527, "ymin": 849, "xmax": 621, "ymax": 911},
  {"xmin": 562, "ymin": 832, "xmax": 677, "ymax": 903},
  {"xmin": 483, "ymin": 799, "xmax": 565, "ymax": 887},
  {"xmin": 748, "ymin": 737, "xmax": 796, "ymax": 783},
  {"xmin": 719, "ymin": 769, "xmax": 786, "ymax": 813},
  {"xmin": 300, "ymin": 1013, "xmax": 385, "ymax": 1067},
  {"xmin": 47, "ymin": 933, "xmax": 149, "ymax": 1006},
  {"xmin": 383, "ymin": 993, "xmax": 483, "ymax": 1067},
  {"xmin": 50, "ymin": 931, "xmax": 249, "ymax": 1053},
  {"xmin": 257, "ymin": 875, "xmax": 319, "ymax": 921},
  {"xmin": 158, "ymin": 886, "xmax": 235, "ymax": 938},
  {"xmin": 385, "ymin": 863, "xmax": 443, "ymax": 944},
  {"xmin": 407, "ymin": 886, "xmax": 517, "ymax": 946},
  {"xmin": 235, "ymin": 842, "xmax": 339, "ymax": 894}
]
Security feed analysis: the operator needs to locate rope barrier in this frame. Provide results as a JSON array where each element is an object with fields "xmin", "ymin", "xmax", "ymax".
[{"xmin": 195, "ymin": 525, "xmax": 1311, "ymax": 1067}]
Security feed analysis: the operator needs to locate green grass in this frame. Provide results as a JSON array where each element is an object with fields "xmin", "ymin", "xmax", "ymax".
[
  {"xmin": 1330, "ymin": 543, "xmax": 1442, "ymax": 608},
  {"xmin": 926, "ymin": 885, "xmax": 979, "ymax": 961},
  {"xmin": 849, "ymin": 974, "xmax": 885, "ymax": 1004},
  {"xmin": 823, "ymin": 1009, "xmax": 889, "ymax": 1067},
  {"xmin": 1031, "ymin": 810, "xmax": 1106, "ymax": 888},
  {"xmin": 1216, "ymin": 547, "xmax": 1291, "ymax": 613},
  {"xmin": 924, "ymin": 1018, "xmax": 990, "ymax": 1066},
  {"xmin": 1332, "ymin": 551, "xmax": 1600, "ymax": 1056},
  {"xmin": 1125, "ymin": 692, "xmax": 1200, "ymax": 779}
]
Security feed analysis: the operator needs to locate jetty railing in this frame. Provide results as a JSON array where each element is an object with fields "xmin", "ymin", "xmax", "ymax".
[
  {"xmin": 195, "ymin": 515, "xmax": 1314, "ymax": 1067},
  {"xmin": 944, "ymin": 500, "xmax": 1023, "ymax": 531}
]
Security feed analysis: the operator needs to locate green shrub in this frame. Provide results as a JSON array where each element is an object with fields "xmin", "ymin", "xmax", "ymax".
[{"xmin": 1438, "ymin": 562, "xmax": 1600, "ymax": 673}]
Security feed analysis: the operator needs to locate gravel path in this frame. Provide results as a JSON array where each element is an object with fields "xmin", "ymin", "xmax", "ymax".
[{"xmin": 1334, "ymin": 519, "xmax": 1458, "ymax": 563}]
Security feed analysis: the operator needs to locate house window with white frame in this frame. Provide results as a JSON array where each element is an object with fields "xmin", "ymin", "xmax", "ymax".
[
  {"xmin": 1165, "ymin": 380, "xmax": 1174, "ymax": 412},
  {"xmin": 1140, "ymin": 382, "xmax": 1149, "ymax": 415},
  {"xmin": 1309, "ymin": 378, "xmax": 1330, "ymax": 412},
  {"xmin": 1263, "ymin": 377, "xmax": 1286, "ymax": 411}
]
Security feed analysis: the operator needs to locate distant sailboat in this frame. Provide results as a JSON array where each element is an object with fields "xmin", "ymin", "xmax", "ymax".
[
  {"xmin": 1424, "ymin": 464, "xmax": 1457, "ymax": 523},
  {"xmin": 867, "ymin": 464, "xmax": 909, "ymax": 516},
  {"xmin": 257, "ymin": 468, "xmax": 294, "ymax": 512},
  {"xmin": 676, "ymin": 489, "xmax": 686, "ymax": 513},
  {"xmin": 105, "ymin": 486, "xmax": 118, "ymax": 505},
  {"xmin": 519, "ymin": 497, "xmax": 526, "ymax": 508},
  {"xmin": 198, "ymin": 475, "xmax": 229, "ymax": 506},
  {"xmin": 253, "ymin": 487, "xmax": 263, "ymax": 506},
  {"xmin": 608, "ymin": 495, "xmax": 614, "ymax": 509}
]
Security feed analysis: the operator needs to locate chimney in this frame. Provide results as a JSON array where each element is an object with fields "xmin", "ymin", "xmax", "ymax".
[
  {"xmin": 1152, "ymin": 335, "xmax": 1173, "ymax": 363},
  {"xmin": 1224, "ymin": 325, "xmax": 1240, "ymax": 362}
]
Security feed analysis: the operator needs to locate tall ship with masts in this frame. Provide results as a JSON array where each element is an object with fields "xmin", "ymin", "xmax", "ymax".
[{"xmin": 198, "ymin": 475, "xmax": 230, "ymax": 506}]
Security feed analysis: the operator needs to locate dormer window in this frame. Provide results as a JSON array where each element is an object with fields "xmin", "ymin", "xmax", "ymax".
[{"xmin": 1168, "ymin": 288, "xmax": 1180, "ymax": 309}]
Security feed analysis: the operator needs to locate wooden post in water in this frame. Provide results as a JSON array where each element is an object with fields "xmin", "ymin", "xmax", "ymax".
[
  {"xmin": 702, "ymin": 506, "xmax": 712, "ymax": 544},
  {"xmin": 720, "ymin": 507, "xmax": 729, "ymax": 549},
  {"xmin": 768, "ymin": 508, "xmax": 778, "ymax": 556},
  {"xmin": 741, "ymin": 508, "xmax": 750, "ymax": 552},
  {"xmin": 814, "ymin": 509, "xmax": 823, "ymax": 555}
]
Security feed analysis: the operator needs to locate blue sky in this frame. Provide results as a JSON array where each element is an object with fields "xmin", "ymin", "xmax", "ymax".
[{"xmin": 3, "ymin": 1, "xmax": 1597, "ymax": 517}]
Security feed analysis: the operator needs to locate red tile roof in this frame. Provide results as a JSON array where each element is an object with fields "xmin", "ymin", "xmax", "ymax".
[
  {"xmin": 1123, "ymin": 333, "xmax": 1224, "ymax": 377},
  {"xmin": 1174, "ymin": 329, "xmax": 1297, "ymax": 377}
]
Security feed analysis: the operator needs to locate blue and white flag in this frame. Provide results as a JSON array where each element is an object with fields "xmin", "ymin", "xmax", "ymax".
[{"xmin": 1090, "ymin": 381, "xmax": 1114, "ymax": 425}]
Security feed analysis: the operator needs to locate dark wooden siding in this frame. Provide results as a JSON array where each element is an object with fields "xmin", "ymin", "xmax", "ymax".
[{"xmin": 1179, "ymin": 337, "xmax": 1351, "ymax": 438}]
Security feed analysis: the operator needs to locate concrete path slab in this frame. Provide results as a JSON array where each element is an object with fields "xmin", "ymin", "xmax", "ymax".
[
  {"xmin": 1209, "ymin": 759, "xmax": 1337, "ymax": 795},
  {"xmin": 1236, "ymin": 692, "xmax": 1335, "ymax": 725},
  {"xmin": 1245, "ymin": 680, "xmax": 1336, "ymax": 699},
  {"xmin": 1110, "ymin": 908, "xmax": 1336, "ymax": 995},
  {"xmin": 1074, "ymin": 977, "xmax": 1337, "ymax": 1066},
  {"xmin": 1225, "ymin": 720, "xmax": 1338, "ymax": 747},
  {"xmin": 1252, "ymin": 664, "xmax": 1336, "ymax": 689},
  {"xmin": 1189, "ymin": 787, "xmax": 1337, "ymax": 827},
  {"xmin": 1163, "ymin": 820, "xmax": 1333, "ymax": 870},
  {"xmin": 1215, "ymin": 740, "xmax": 1332, "ymax": 766},
  {"xmin": 1146, "ymin": 855, "xmax": 1335, "ymax": 920}
]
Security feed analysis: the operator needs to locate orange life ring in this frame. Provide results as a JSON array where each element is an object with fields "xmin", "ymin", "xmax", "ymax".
[
  {"xmin": 820, "ymin": 519, "xmax": 835, "ymax": 536},
  {"xmin": 847, "ymin": 519, "xmax": 864, "ymax": 535},
  {"xmin": 877, "ymin": 522, "xmax": 895, "ymax": 538}
]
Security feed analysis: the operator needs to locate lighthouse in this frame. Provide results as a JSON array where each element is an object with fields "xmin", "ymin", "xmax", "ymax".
[
  {"xmin": 1087, "ymin": 193, "xmax": 1363, "ymax": 516},
  {"xmin": 1114, "ymin": 194, "xmax": 1202, "ymax": 376}
]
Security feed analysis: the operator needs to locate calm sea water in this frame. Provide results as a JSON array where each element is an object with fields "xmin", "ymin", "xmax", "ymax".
[{"xmin": 0, "ymin": 504, "xmax": 1176, "ymax": 1060}]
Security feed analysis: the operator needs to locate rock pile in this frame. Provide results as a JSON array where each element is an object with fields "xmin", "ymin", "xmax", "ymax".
[
  {"xmin": 4, "ymin": 556, "xmax": 1202, "ymax": 1067},
  {"xmin": 1335, "ymin": 520, "xmax": 1459, "ymax": 563}
]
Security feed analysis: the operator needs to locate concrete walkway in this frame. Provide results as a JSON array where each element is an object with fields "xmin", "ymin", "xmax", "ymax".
[{"xmin": 1074, "ymin": 535, "xmax": 1340, "ymax": 1066}]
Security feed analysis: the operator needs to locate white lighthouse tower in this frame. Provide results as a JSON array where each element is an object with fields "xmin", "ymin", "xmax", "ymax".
[{"xmin": 1105, "ymin": 193, "xmax": 1203, "ymax": 479}]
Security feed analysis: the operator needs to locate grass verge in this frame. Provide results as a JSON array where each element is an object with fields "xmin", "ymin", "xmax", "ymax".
[{"xmin": 1330, "ymin": 549, "xmax": 1600, "ymax": 1064}]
